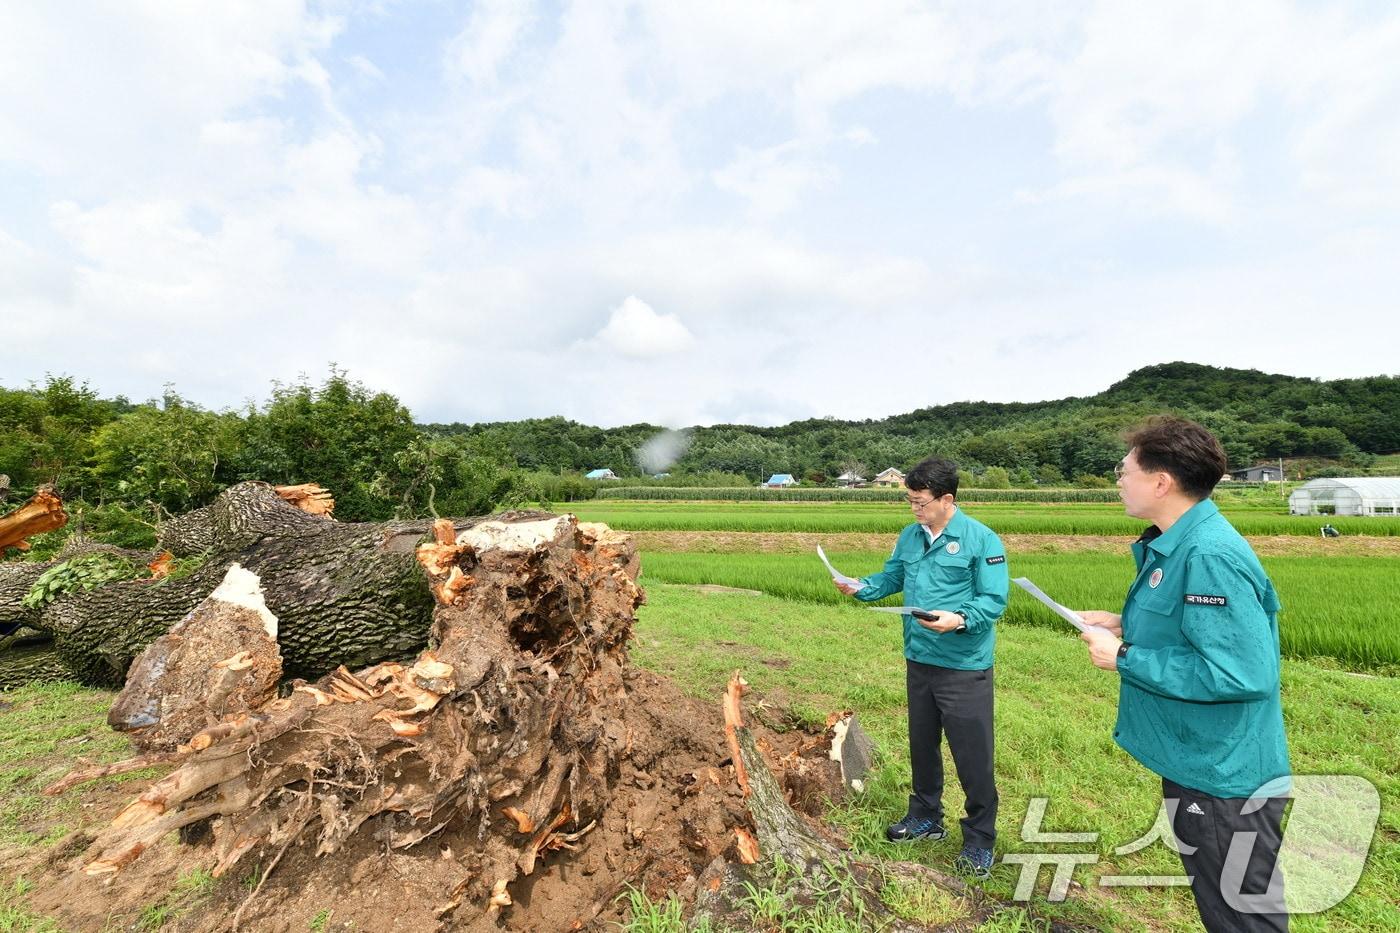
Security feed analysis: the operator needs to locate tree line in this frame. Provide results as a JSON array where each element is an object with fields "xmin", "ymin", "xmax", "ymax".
[{"xmin": 2, "ymin": 363, "xmax": 1395, "ymax": 548}]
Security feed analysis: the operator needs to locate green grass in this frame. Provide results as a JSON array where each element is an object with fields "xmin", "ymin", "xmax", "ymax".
[
  {"xmin": 637, "ymin": 550, "xmax": 1400, "ymax": 670},
  {"xmin": 629, "ymin": 583, "xmax": 1400, "ymax": 932},
  {"xmin": 0, "ymin": 681, "xmax": 138, "ymax": 849},
  {"xmin": 570, "ymin": 501, "xmax": 1400, "ymax": 537}
]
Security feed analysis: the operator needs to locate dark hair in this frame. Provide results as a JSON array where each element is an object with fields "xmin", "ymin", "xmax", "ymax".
[
  {"xmin": 1125, "ymin": 416, "xmax": 1227, "ymax": 500},
  {"xmin": 905, "ymin": 456, "xmax": 959, "ymax": 499}
]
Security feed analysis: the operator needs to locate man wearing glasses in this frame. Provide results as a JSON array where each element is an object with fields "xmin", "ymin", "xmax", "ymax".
[
  {"xmin": 1077, "ymin": 417, "xmax": 1290, "ymax": 932},
  {"xmin": 834, "ymin": 456, "xmax": 1008, "ymax": 879}
]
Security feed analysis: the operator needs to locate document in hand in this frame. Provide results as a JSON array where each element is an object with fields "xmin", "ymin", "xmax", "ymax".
[
  {"xmin": 1012, "ymin": 577, "xmax": 1103, "ymax": 634},
  {"xmin": 817, "ymin": 545, "xmax": 863, "ymax": 588}
]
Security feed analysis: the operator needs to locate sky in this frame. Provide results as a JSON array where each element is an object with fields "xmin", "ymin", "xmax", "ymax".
[{"xmin": 3, "ymin": 1, "xmax": 1399, "ymax": 428}]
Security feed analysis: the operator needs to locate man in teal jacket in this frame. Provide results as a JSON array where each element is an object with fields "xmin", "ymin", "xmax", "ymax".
[
  {"xmin": 835, "ymin": 456, "xmax": 1009, "ymax": 878},
  {"xmin": 1079, "ymin": 417, "xmax": 1291, "ymax": 932}
]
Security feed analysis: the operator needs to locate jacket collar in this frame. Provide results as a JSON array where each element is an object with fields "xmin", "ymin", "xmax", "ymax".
[{"xmin": 1144, "ymin": 498, "xmax": 1218, "ymax": 557}]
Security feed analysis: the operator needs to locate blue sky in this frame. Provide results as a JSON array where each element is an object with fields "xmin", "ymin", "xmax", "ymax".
[{"xmin": 3, "ymin": 1, "xmax": 1399, "ymax": 427}]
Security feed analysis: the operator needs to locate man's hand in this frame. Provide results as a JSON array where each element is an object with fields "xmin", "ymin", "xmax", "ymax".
[
  {"xmin": 834, "ymin": 580, "xmax": 861, "ymax": 596},
  {"xmin": 1081, "ymin": 626, "xmax": 1123, "ymax": 671},
  {"xmin": 1078, "ymin": 610, "xmax": 1122, "ymax": 637},
  {"xmin": 918, "ymin": 611, "xmax": 964, "ymax": 634}
]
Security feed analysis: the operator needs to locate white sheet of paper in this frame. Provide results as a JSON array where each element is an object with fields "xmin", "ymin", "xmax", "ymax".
[
  {"xmin": 817, "ymin": 545, "xmax": 863, "ymax": 588},
  {"xmin": 1012, "ymin": 577, "xmax": 1103, "ymax": 634}
]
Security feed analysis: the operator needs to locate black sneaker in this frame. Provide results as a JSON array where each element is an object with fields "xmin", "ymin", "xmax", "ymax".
[
  {"xmin": 954, "ymin": 843, "xmax": 994, "ymax": 879},
  {"xmin": 885, "ymin": 814, "xmax": 946, "ymax": 842}
]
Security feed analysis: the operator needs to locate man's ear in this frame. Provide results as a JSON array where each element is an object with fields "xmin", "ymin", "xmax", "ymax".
[{"xmin": 1153, "ymin": 469, "xmax": 1176, "ymax": 499}]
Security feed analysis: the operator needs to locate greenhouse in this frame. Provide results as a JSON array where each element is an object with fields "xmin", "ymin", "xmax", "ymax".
[{"xmin": 1288, "ymin": 477, "xmax": 1400, "ymax": 516}]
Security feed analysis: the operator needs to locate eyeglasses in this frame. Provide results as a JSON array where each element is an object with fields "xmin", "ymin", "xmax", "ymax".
[
  {"xmin": 1113, "ymin": 463, "xmax": 1151, "ymax": 478},
  {"xmin": 906, "ymin": 496, "xmax": 940, "ymax": 509}
]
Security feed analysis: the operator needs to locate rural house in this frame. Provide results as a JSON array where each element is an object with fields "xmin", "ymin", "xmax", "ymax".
[{"xmin": 871, "ymin": 468, "xmax": 905, "ymax": 488}]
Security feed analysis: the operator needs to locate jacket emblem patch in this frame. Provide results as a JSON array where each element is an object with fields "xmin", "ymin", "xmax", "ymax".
[
  {"xmin": 1185, "ymin": 594, "xmax": 1228, "ymax": 606},
  {"xmin": 946, "ymin": 541, "xmax": 960, "ymax": 555},
  {"xmin": 985, "ymin": 555, "xmax": 1005, "ymax": 565},
  {"xmin": 1148, "ymin": 568, "xmax": 1163, "ymax": 588}
]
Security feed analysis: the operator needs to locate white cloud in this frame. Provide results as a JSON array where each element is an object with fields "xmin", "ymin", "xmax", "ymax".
[
  {"xmin": 712, "ymin": 141, "xmax": 838, "ymax": 218},
  {"xmin": 590, "ymin": 296, "xmax": 695, "ymax": 359},
  {"xmin": 2, "ymin": 1, "xmax": 1399, "ymax": 431},
  {"xmin": 445, "ymin": 0, "xmax": 536, "ymax": 86}
]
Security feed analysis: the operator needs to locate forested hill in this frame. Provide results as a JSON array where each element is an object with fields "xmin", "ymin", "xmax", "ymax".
[
  {"xmin": 433, "ymin": 362, "xmax": 1400, "ymax": 482},
  {"xmin": 2, "ymin": 363, "xmax": 1397, "ymax": 530}
]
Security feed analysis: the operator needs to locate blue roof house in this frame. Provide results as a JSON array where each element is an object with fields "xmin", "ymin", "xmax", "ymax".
[
  {"xmin": 585, "ymin": 469, "xmax": 617, "ymax": 480},
  {"xmin": 763, "ymin": 473, "xmax": 798, "ymax": 487}
]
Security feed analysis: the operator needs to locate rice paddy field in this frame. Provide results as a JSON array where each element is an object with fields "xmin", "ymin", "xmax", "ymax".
[
  {"xmin": 569, "ymin": 498, "xmax": 1400, "ymax": 673},
  {"xmin": 569, "ymin": 500, "xmax": 1400, "ymax": 537}
]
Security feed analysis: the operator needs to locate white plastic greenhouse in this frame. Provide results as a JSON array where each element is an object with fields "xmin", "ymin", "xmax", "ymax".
[{"xmin": 1288, "ymin": 477, "xmax": 1400, "ymax": 516}]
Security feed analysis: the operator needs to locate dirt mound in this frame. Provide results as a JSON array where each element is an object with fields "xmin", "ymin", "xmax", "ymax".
[{"xmin": 14, "ymin": 669, "xmax": 848, "ymax": 932}]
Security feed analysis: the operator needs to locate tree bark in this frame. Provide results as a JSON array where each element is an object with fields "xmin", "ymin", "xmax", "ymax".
[{"xmin": 3, "ymin": 482, "xmax": 442, "ymax": 686}]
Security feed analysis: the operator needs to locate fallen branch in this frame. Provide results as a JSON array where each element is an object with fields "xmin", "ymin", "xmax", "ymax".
[
  {"xmin": 0, "ymin": 487, "xmax": 67, "ymax": 553},
  {"xmin": 42, "ymin": 753, "xmax": 186, "ymax": 796}
]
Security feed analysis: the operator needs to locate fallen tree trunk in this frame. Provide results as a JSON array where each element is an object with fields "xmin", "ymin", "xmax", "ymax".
[
  {"xmin": 2, "ymin": 482, "xmax": 440, "ymax": 686},
  {"xmin": 0, "ymin": 487, "xmax": 67, "ymax": 554}
]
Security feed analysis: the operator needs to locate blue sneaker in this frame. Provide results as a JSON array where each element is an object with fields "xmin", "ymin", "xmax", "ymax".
[
  {"xmin": 885, "ymin": 814, "xmax": 947, "ymax": 842},
  {"xmin": 954, "ymin": 843, "xmax": 994, "ymax": 879}
]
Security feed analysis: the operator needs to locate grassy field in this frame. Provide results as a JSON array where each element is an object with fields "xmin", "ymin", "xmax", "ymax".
[
  {"xmin": 635, "ymin": 549, "xmax": 1400, "ymax": 671},
  {"xmin": 627, "ymin": 584, "xmax": 1400, "ymax": 932},
  {"xmin": 2, "ymin": 588, "xmax": 1394, "ymax": 932},
  {"xmin": 569, "ymin": 501, "xmax": 1400, "ymax": 537}
]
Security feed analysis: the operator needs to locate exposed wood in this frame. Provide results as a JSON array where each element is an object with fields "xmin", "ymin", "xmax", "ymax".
[
  {"xmin": 0, "ymin": 487, "xmax": 67, "ymax": 553},
  {"xmin": 107, "ymin": 563, "xmax": 283, "ymax": 751},
  {"xmin": 722, "ymin": 672, "xmax": 751, "ymax": 797},
  {"xmin": 41, "ymin": 752, "xmax": 186, "ymax": 796},
  {"xmin": 273, "ymin": 483, "xmax": 335, "ymax": 517}
]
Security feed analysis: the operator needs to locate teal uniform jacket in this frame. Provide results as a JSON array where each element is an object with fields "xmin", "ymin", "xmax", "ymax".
[
  {"xmin": 854, "ymin": 509, "xmax": 1009, "ymax": 670},
  {"xmin": 1116, "ymin": 499, "xmax": 1292, "ymax": 798}
]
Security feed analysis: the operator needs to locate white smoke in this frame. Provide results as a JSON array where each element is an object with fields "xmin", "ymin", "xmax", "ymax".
[{"xmin": 635, "ymin": 429, "xmax": 692, "ymax": 474}]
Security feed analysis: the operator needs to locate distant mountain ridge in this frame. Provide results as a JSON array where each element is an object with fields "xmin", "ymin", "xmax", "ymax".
[{"xmin": 432, "ymin": 362, "xmax": 1400, "ymax": 480}]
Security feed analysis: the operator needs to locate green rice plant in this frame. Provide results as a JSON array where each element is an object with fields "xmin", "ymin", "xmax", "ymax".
[
  {"xmin": 637, "ymin": 550, "xmax": 1400, "ymax": 669},
  {"xmin": 596, "ymin": 487, "xmax": 1128, "ymax": 503},
  {"xmin": 569, "ymin": 501, "xmax": 1400, "ymax": 537}
]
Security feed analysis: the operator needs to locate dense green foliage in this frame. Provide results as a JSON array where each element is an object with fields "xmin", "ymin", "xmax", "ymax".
[
  {"xmin": 0, "ymin": 371, "xmax": 535, "ymax": 537},
  {"xmin": 3, "ymin": 363, "xmax": 1396, "ymax": 549},
  {"xmin": 434, "ymin": 362, "xmax": 1400, "ymax": 482},
  {"xmin": 20, "ymin": 553, "xmax": 148, "ymax": 609}
]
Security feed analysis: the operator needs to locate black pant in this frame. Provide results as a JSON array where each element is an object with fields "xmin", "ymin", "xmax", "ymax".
[
  {"xmin": 1163, "ymin": 777, "xmax": 1289, "ymax": 932},
  {"xmin": 905, "ymin": 659, "xmax": 997, "ymax": 848}
]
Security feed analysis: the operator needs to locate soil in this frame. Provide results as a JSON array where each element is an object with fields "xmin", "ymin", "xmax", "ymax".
[{"xmin": 5, "ymin": 669, "xmax": 851, "ymax": 933}]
